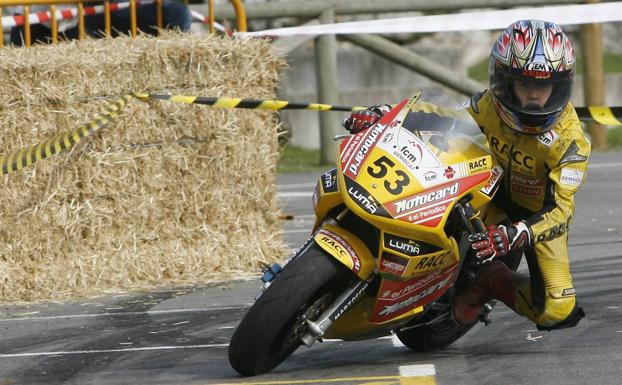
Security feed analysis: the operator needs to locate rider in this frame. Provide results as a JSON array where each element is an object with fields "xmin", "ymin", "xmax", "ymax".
[{"xmin": 342, "ymin": 19, "xmax": 590, "ymax": 331}]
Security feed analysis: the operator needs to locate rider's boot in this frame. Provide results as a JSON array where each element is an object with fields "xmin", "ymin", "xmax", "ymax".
[{"xmin": 452, "ymin": 260, "xmax": 526, "ymax": 325}]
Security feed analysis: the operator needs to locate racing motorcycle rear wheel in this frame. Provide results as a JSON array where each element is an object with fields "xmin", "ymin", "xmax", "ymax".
[
  {"xmin": 396, "ymin": 249, "xmax": 523, "ymax": 351},
  {"xmin": 395, "ymin": 304, "xmax": 479, "ymax": 351},
  {"xmin": 228, "ymin": 244, "xmax": 352, "ymax": 376}
]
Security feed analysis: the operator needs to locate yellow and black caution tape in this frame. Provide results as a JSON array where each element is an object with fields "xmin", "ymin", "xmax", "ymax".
[
  {"xmin": 4, "ymin": 92, "xmax": 619, "ymax": 177},
  {"xmin": 135, "ymin": 92, "xmax": 622, "ymax": 126},
  {"xmin": 133, "ymin": 92, "xmax": 366, "ymax": 112},
  {"xmin": 575, "ymin": 106, "xmax": 622, "ymax": 125},
  {"xmin": 0, "ymin": 94, "xmax": 132, "ymax": 176}
]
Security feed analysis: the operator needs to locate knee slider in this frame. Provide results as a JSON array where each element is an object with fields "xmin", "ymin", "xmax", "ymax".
[
  {"xmin": 535, "ymin": 293, "xmax": 584, "ymax": 331},
  {"xmin": 537, "ymin": 305, "xmax": 585, "ymax": 331}
]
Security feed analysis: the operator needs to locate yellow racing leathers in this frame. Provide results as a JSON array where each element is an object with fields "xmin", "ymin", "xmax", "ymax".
[{"xmin": 467, "ymin": 90, "xmax": 591, "ymax": 330}]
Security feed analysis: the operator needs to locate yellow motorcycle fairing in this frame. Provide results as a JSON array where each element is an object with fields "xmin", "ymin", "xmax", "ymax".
[
  {"xmin": 337, "ymin": 94, "xmax": 496, "ymax": 248},
  {"xmin": 378, "ymin": 231, "xmax": 460, "ymax": 278},
  {"xmin": 311, "ymin": 168, "xmax": 342, "ymax": 232},
  {"xmin": 313, "ymin": 94, "xmax": 507, "ymax": 338},
  {"xmin": 325, "ymin": 261, "xmax": 461, "ymax": 339},
  {"xmin": 313, "ymin": 224, "xmax": 375, "ymax": 280}
]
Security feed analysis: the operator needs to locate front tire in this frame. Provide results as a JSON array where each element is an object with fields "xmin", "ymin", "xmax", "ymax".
[{"xmin": 228, "ymin": 244, "xmax": 352, "ymax": 376}]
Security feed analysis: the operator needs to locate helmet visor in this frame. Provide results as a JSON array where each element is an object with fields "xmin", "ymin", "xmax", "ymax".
[{"xmin": 491, "ymin": 67, "xmax": 573, "ymax": 128}]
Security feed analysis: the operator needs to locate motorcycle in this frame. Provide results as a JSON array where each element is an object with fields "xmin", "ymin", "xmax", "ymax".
[{"xmin": 228, "ymin": 93, "xmax": 519, "ymax": 376}]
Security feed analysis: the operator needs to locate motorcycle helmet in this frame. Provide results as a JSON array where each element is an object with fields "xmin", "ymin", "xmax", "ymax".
[{"xmin": 489, "ymin": 19, "xmax": 576, "ymax": 135}]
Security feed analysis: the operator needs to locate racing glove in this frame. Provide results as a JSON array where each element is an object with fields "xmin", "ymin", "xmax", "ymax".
[
  {"xmin": 342, "ymin": 105, "xmax": 392, "ymax": 134},
  {"xmin": 470, "ymin": 221, "xmax": 532, "ymax": 261}
]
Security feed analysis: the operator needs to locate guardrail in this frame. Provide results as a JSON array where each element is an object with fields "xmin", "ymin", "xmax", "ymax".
[
  {"xmin": 0, "ymin": 0, "xmax": 247, "ymax": 46},
  {"xmin": 0, "ymin": 0, "xmax": 152, "ymax": 45}
]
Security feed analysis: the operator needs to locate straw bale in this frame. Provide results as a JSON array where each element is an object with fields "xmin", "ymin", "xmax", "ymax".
[{"xmin": 0, "ymin": 32, "xmax": 289, "ymax": 302}]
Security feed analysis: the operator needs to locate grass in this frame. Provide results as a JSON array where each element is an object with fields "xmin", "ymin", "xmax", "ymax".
[
  {"xmin": 278, "ymin": 128, "xmax": 622, "ymax": 175},
  {"xmin": 277, "ymin": 145, "xmax": 334, "ymax": 174},
  {"xmin": 608, "ymin": 126, "xmax": 622, "ymax": 148},
  {"xmin": 467, "ymin": 52, "xmax": 622, "ymax": 82}
]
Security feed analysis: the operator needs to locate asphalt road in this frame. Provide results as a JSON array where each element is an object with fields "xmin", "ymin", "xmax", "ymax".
[{"xmin": 1, "ymin": 152, "xmax": 621, "ymax": 385}]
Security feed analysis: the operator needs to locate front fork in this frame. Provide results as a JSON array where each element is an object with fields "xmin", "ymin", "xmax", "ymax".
[
  {"xmin": 451, "ymin": 194, "xmax": 497, "ymax": 324},
  {"xmin": 300, "ymin": 277, "xmax": 372, "ymax": 347}
]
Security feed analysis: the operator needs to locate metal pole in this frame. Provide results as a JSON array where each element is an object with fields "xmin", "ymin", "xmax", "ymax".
[
  {"xmin": 343, "ymin": 34, "xmax": 485, "ymax": 96},
  {"xmin": 315, "ymin": 8, "xmax": 340, "ymax": 165},
  {"xmin": 580, "ymin": 0, "xmax": 607, "ymax": 150}
]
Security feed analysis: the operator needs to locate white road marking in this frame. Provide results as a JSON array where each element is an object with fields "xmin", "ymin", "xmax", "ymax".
[
  {"xmin": 0, "ymin": 306, "xmax": 248, "ymax": 322},
  {"xmin": 13, "ymin": 311, "xmax": 40, "ymax": 316},
  {"xmin": 399, "ymin": 364, "xmax": 436, "ymax": 376},
  {"xmin": 283, "ymin": 228, "xmax": 313, "ymax": 234},
  {"xmin": 391, "ymin": 334, "xmax": 403, "ymax": 347},
  {"xmin": 0, "ymin": 344, "xmax": 229, "ymax": 358},
  {"xmin": 286, "ymin": 214, "xmax": 316, "ymax": 219},
  {"xmin": 526, "ymin": 333, "xmax": 544, "ymax": 341},
  {"xmin": 277, "ymin": 191, "xmax": 314, "ymax": 198},
  {"xmin": 278, "ymin": 182, "xmax": 317, "ymax": 189},
  {"xmin": 589, "ymin": 162, "xmax": 622, "ymax": 169}
]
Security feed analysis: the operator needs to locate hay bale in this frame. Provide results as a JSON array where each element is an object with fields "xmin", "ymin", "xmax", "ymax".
[{"xmin": 0, "ymin": 32, "xmax": 289, "ymax": 302}]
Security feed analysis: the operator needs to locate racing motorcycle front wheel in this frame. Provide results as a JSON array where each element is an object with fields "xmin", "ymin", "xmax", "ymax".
[{"xmin": 228, "ymin": 244, "xmax": 352, "ymax": 376}]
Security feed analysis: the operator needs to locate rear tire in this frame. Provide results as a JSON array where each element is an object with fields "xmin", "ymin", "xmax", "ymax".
[
  {"xmin": 228, "ymin": 244, "xmax": 352, "ymax": 376},
  {"xmin": 396, "ymin": 310, "xmax": 476, "ymax": 351},
  {"xmin": 397, "ymin": 249, "xmax": 522, "ymax": 351}
]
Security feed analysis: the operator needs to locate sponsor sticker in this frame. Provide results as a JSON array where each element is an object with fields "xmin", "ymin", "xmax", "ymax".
[
  {"xmin": 481, "ymin": 165, "xmax": 503, "ymax": 196},
  {"xmin": 345, "ymin": 124, "xmax": 388, "ymax": 178},
  {"xmin": 489, "ymin": 136, "xmax": 536, "ymax": 176},
  {"xmin": 390, "ymin": 182, "xmax": 459, "ymax": 216},
  {"xmin": 340, "ymin": 134, "xmax": 362, "ymax": 171},
  {"xmin": 511, "ymin": 183, "xmax": 542, "ymax": 196},
  {"xmin": 321, "ymin": 168, "xmax": 338, "ymax": 193},
  {"xmin": 511, "ymin": 173, "xmax": 542, "ymax": 186},
  {"xmin": 344, "ymin": 177, "xmax": 391, "ymax": 218},
  {"xmin": 523, "ymin": 62, "xmax": 553, "ymax": 79},
  {"xmin": 316, "ymin": 229, "xmax": 361, "ymax": 273},
  {"xmin": 443, "ymin": 166, "xmax": 455, "ymax": 179},
  {"xmin": 383, "ymin": 232, "xmax": 441, "ymax": 257},
  {"xmin": 415, "ymin": 161, "xmax": 469, "ymax": 188},
  {"xmin": 538, "ymin": 130, "xmax": 559, "ymax": 147},
  {"xmin": 536, "ymin": 218, "xmax": 571, "ymax": 243},
  {"xmin": 348, "ymin": 185, "xmax": 379, "ymax": 214},
  {"xmin": 560, "ymin": 168, "xmax": 583, "ymax": 187},
  {"xmin": 467, "ymin": 156, "xmax": 489, "ymax": 174},
  {"xmin": 404, "ymin": 204, "xmax": 449, "ymax": 225},
  {"xmin": 379, "ymin": 252, "xmax": 408, "ymax": 275},
  {"xmin": 412, "ymin": 252, "xmax": 449, "ymax": 271},
  {"xmin": 371, "ymin": 264, "xmax": 458, "ymax": 322},
  {"xmin": 423, "ymin": 171, "xmax": 437, "ymax": 182},
  {"xmin": 562, "ymin": 287, "xmax": 576, "ymax": 297},
  {"xmin": 379, "ymin": 269, "xmax": 443, "ymax": 300},
  {"xmin": 377, "ymin": 130, "xmax": 442, "ymax": 175},
  {"xmin": 381, "ymin": 132, "xmax": 395, "ymax": 144}
]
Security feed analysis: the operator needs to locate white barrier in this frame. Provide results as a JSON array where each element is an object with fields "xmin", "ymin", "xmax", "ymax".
[{"xmin": 240, "ymin": 2, "xmax": 622, "ymax": 37}]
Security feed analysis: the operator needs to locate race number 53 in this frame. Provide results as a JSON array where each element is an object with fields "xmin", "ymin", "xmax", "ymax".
[{"xmin": 367, "ymin": 155, "xmax": 410, "ymax": 195}]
